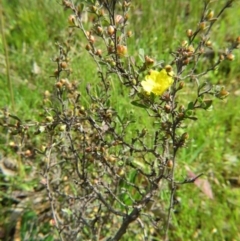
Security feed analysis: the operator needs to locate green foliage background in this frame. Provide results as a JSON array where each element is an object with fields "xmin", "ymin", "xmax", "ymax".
[{"xmin": 1, "ymin": 0, "xmax": 240, "ymax": 240}]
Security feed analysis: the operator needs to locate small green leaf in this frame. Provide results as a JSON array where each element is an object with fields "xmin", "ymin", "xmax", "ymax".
[
  {"xmin": 131, "ymin": 100, "xmax": 148, "ymax": 109},
  {"xmin": 187, "ymin": 116, "xmax": 198, "ymax": 121},
  {"xmin": 202, "ymin": 99, "xmax": 213, "ymax": 110},
  {"xmin": 128, "ymin": 170, "xmax": 137, "ymax": 183},
  {"xmin": 185, "ymin": 110, "xmax": 193, "ymax": 117},
  {"xmin": 138, "ymin": 48, "xmax": 145, "ymax": 62},
  {"xmin": 187, "ymin": 102, "xmax": 194, "ymax": 110},
  {"xmin": 198, "ymin": 82, "xmax": 208, "ymax": 91},
  {"xmin": 62, "ymin": 208, "xmax": 73, "ymax": 216}
]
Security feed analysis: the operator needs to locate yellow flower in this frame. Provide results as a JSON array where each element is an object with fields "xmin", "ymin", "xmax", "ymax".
[{"xmin": 141, "ymin": 69, "xmax": 174, "ymax": 96}]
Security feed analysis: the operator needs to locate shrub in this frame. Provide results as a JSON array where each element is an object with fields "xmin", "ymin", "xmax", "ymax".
[{"xmin": 1, "ymin": 0, "xmax": 239, "ymax": 240}]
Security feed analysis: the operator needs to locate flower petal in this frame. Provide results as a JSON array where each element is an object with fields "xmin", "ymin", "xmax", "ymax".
[
  {"xmin": 141, "ymin": 79, "xmax": 155, "ymax": 94},
  {"xmin": 141, "ymin": 69, "xmax": 174, "ymax": 96}
]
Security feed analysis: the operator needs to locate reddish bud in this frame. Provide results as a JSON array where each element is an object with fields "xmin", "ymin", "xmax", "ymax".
[
  {"xmin": 216, "ymin": 88, "xmax": 229, "ymax": 99},
  {"xmin": 182, "ymin": 58, "xmax": 190, "ymax": 65},
  {"xmin": 117, "ymin": 45, "xmax": 127, "ymax": 57}
]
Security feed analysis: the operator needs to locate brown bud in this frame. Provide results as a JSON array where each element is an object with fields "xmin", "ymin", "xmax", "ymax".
[
  {"xmin": 167, "ymin": 160, "xmax": 173, "ymax": 169},
  {"xmin": 165, "ymin": 65, "xmax": 173, "ymax": 73},
  {"xmin": 187, "ymin": 45, "xmax": 195, "ymax": 53},
  {"xmin": 219, "ymin": 54, "xmax": 225, "ymax": 61},
  {"xmin": 107, "ymin": 155, "xmax": 117, "ymax": 162},
  {"xmin": 107, "ymin": 45, "xmax": 114, "ymax": 54},
  {"xmin": 181, "ymin": 40, "xmax": 188, "ymax": 47},
  {"xmin": 117, "ymin": 168, "xmax": 125, "ymax": 176},
  {"xmin": 25, "ymin": 150, "xmax": 32, "ymax": 157},
  {"xmin": 199, "ymin": 22, "xmax": 206, "ymax": 30},
  {"xmin": 96, "ymin": 49, "xmax": 102, "ymax": 57},
  {"xmin": 186, "ymin": 29, "xmax": 193, "ymax": 37},
  {"xmin": 206, "ymin": 40, "xmax": 212, "ymax": 47},
  {"xmin": 85, "ymin": 44, "xmax": 91, "ymax": 51},
  {"xmin": 46, "ymin": 116, "xmax": 53, "ymax": 122},
  {"xmin": 117, "ymin": 45, "xmax": 127, "ymax": 57},
  {"xmin": 226, "ymin": 53, "xmax": 234, "ymax": 61},
  {"xmin": 99, "ymin": 9, "xmax": 105, "ymax": 16},
  {"xmin": 55, "ymin": 81, "xmax": 63, "ymax": 89},
  {"xmin": 181, "ymin": 132, "xmax": 189, "ymax": 140},
  {"xmin": 86, "ymin": 31, "xmax": 90, "ymax": 37},
  {"xmin": 107, "ymin": 25, "xmax": 115, "ymax": 36},
  {"xmin": 127, "ymin": 30, "xmax": 132, "ymax": 38},
  {"xmin": 88, "ymin": 35, "xmax": 95, "ymax": 43},
  {"xmin": 115, "ymin": 15, "xmax": 124, "ymax": 25},
  {"xmin": 216, "ymin": 88, "xmax": 229, "ymax": 99},
  {"xmin": 90, "ymin": 5, "xmax": 97, "ymax": 13},
  {"xmin": 177, "ymin": 112, "xmax": 184, "ymax": 120},
  {"xmin": 182, "ymin": 58, "xmax": 190, "ymax": 65},
  {"xmin": 68, "ymin": 15, "xmax": 76, "ymax": 26},
  {"xmin": 162, "ymin": 93, "xmax": 171, "ymax": 101},
  {"xmin": 97, "ymin": 26, "xmax": 103, "ymax": 35},
  {"xmin": 49, "ymin": 219, "xmax": 56, "ymax": 227},
  {"xmin": 54, "ymin": 69, "xmax": 59, "ymax": 77},
  {"xmin": 206, "ymin": 10, "xmax": 214, "ymax": 20},
  {"xmin": 60, "ymin": 79, "xmax": 67, "ymax": 86},
  {"xmin": 145, "ymin": 55, "xmax": 154, "ymax": 67},
  {"xmin": 236, "ymin": 36, "xmax": 240, "ymax": 44},
  {"xmin": 61, "ymin": 62, "xmax": 68, "ymax": 69},
  {"xmin": 178, "ymin": 81, "xmax": 185, "ymax": 89},
  {"xmin": 63, "ymin": 0, "xmax": 71, "ymax": 8},
  {"xmin": 164, "ymin": 104, "xmax": 171, "ymax": 113}
]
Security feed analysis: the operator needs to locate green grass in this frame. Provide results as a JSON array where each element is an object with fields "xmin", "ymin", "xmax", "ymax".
[{"xmin": 1, "ymin": 0, "xmax": 240, "ymax": 240}]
